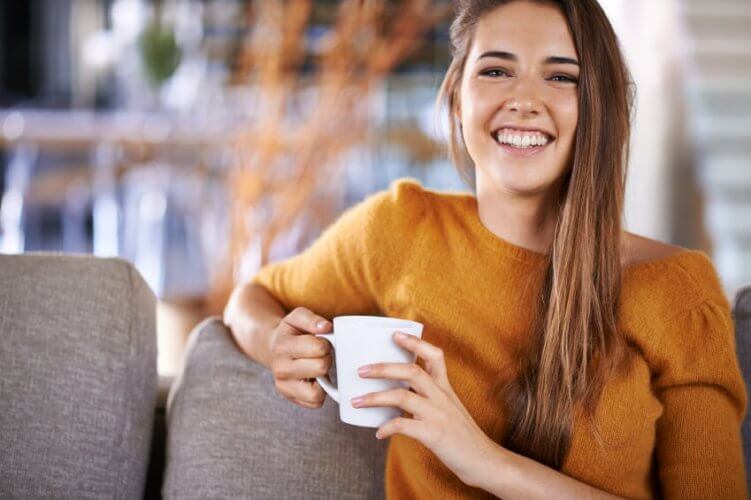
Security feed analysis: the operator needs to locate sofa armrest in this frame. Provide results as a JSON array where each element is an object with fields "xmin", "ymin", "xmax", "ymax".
[
  {"xmin": 163, "ymin": 317, "xmax": 387, "ymax": 499},
  {"xmin": 0, "ymin": 253, "xmax": 157, "ymax": 499}
]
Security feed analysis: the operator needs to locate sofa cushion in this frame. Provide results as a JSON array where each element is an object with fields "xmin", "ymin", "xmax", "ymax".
[
  {"xmin": 163, "ymin": 318, "xmax": 387, "ymax": 499},
  {"xmin": 0, "ymin": 253, "xmax": 157, "ymax": 499}
]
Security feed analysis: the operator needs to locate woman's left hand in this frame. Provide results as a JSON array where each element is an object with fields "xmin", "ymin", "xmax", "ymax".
[{"xmin": 351, "ymin": 331, "xmax": 500, "ymax": 487}]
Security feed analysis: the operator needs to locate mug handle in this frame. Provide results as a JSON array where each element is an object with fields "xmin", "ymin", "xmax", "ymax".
[{"xmin": 314, "ymin": 334, "xmax": 339, "ymax": 403}]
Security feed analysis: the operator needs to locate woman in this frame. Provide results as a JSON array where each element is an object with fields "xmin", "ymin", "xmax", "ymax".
[{"xmin": 224, "ymin": 0, "xmax": 748, "ymax": 498}]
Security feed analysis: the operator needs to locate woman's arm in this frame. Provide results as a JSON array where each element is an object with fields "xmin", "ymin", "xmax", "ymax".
[
  {"xmin": 473, "ymin": 444, "xmax": 624, "ymax": 500},
  {"xmin": 223, "ymin": 282, "xmax": 287, "ymax": 368}
]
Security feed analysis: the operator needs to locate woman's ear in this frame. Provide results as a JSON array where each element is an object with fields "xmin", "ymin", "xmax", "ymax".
[{"xmin": 453, "ymin": 100, "xmax": 462, "ymax": 129}]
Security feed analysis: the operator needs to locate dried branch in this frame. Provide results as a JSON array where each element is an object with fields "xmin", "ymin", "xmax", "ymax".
[{"xmin": 208, "ymin": 0, "xmax": 447, "ymax": 311}]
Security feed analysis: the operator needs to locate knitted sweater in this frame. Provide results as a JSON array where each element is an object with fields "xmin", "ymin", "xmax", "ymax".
[{"xmin": 251, "ymin": 179, "xmax": 748, "ymax": 499}]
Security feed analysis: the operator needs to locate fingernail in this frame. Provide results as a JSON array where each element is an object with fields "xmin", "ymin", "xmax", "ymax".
[
  {"xmin": 351, "ymin": 396, "xmax": 364, "ymax": 407},
  {"xmin": 316, "ymin": 320, "xmax": 328, "ymax": 330},
  {"xmin": 358, "ymin": 365, "xmax": 371, "ymax": 376},
  {"xmin": 394, "ymin": 331, "xmax": 408, "ymax": 340}
]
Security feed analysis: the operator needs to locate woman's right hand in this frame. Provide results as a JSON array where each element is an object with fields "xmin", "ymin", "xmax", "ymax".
[{"xmin": 269, "ymin": 307, "xmax": 333, "ymax": 409}]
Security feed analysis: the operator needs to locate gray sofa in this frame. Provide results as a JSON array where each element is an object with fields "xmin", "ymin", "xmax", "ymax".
[{"xmin": 0, "ymin": 253, "xmax": 750, "ymax": 498}]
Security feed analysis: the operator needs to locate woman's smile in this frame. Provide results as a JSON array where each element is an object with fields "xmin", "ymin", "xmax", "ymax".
[{"xmin": 493, "ymin": 126, "xmax": 556, "ymax": 157}]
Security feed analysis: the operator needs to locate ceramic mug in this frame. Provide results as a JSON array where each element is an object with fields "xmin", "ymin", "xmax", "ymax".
[{"xmin": 315, "ymin": 315, "xmax": 423, "ymax": 428}]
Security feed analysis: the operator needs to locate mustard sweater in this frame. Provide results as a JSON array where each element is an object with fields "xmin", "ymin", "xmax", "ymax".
[{"xmin": 251, "ymin": 179, "xmax": 748, "ymax": 499}]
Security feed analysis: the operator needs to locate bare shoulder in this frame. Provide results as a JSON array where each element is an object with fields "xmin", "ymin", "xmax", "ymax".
[{"xmin": 621, "ymin": 232, "xmax": 688, "ymax": 267}]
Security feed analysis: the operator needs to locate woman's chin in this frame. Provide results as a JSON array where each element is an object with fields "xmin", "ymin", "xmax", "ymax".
[{"xmin": 483, "ymin": 169, "xmax": 556, "ymax": 198}]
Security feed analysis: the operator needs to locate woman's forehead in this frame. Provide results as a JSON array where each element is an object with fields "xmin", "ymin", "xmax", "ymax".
[{"xmin": 469, "ymin": 2, "xmax": 577, "ymax": 60}]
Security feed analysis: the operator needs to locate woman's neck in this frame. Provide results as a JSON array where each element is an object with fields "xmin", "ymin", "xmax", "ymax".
[{"xmin": 475, "ymin": 185, "xmax": 560, "ymax": 255}]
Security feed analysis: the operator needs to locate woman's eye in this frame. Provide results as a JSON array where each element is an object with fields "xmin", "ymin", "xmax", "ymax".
[
  {"xmin": 480, "ymin": 69, "xmax": 509, "ymax": 78},
  {"xmin": 550, "ymin": 74, "xmax": 578, "ymax": 84}
]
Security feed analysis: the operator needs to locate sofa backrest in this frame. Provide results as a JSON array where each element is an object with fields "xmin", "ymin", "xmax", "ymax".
[
  {"xmin": 163, "ymin": 318, "xmax": 388, "ymax": 500},
  {"xmin": 0, "ymin": 254, "xmax": 157, "ymax": 499}
]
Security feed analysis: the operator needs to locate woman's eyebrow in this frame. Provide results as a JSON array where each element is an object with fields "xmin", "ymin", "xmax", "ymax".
[
  {"xmin": 476, "ymin": 51, "xmax": 580, "ymax": 67},
  {"xmin": 477, "ymin": 50, "xmax": 517, "ymax": 62},
  {"xmin": 546, "ymin": 56, "xmax": 580, "ymax": 66}
]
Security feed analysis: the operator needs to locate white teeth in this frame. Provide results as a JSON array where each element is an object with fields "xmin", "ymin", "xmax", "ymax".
[{"xmin": 495, "ymin": 130, "xmax": 551, "ymax": 149}]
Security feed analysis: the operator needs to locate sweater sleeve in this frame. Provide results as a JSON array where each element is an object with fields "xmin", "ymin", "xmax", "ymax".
[
  {"xmin": 650, "ymin": 296, "xmax": 748, "ymax": 498},
  {"xmin": 249, "ymin": 179, "xmax": 424, "ymax": 320}
]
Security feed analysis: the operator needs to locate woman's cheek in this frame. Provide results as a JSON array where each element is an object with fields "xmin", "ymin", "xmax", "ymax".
[{"xmin": 556, "ymin": 96, "xmax": 579, "ymax": 135}]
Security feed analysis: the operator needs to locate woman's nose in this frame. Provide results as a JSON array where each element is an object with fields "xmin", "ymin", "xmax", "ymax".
[
  {"xmin": 503, "ymin": 80, "xmax": 542, "ymax": 116},
  {"xmin": 503, "ymin": 96, "xmax": 541, "ymax": 116}
]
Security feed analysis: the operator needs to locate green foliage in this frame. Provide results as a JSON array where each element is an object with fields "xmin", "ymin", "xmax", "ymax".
[{"xmin": 138, "ymin": 22, "xmax": 182, "ymax": 87}]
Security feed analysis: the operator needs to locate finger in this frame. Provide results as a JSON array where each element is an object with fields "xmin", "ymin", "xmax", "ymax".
[
  {"xmin": 276, "ymin": 378, "xmax": 326, "ymax": 406},
  {"xmin": 351, "ymin": 388, "xmax": 432, "ymax": 420},
  {"xmin": 392, "ymin": 332, "xmax": 449, "ymax": 384},
  {"xmin": 358, "ymin": 362, "xmax": 439, "ymax": 399},
  {"xmin": 288, "ymin": 396, "xmax": 325, "ymax": 410},
  {"xmin": 289, "ymin": 334, "xmax": 332, "ymax": 359},
  {"xmin": 272, "ymin": 331, "xmax": 331, "ymax": 360},
  {"xmin": 273, "ymin": 355, "xmax": 332, "ymax": 380},
  {"xmin": 375, "ymin": 417, "xmax": 426, "ymax": 441},
  {"xmin": 281, "ymin": 307, "xmax": 332, "ymax": 335},
  {"xmin": 390, "ymin": 334, "xmax": 470, "ymax": 419}
]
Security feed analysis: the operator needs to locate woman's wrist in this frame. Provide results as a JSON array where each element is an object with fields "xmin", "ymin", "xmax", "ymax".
[
  {"xmin": 223, "ymin": 284, "xmax": 284, "ymax": 368},
  {"xmin": 461, "ymin": 437, "xmax": 516, "ymax": 490}
]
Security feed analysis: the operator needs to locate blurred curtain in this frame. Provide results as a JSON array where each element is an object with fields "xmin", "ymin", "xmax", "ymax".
[{"xmin": 600, "ymin": 0, "xmax": 705, "ymax": 248}]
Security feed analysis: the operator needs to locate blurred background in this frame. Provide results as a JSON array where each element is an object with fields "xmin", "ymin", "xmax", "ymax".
[{"xmin": 1, "ymin": 0, "xmax": 749, "ymax": 375}]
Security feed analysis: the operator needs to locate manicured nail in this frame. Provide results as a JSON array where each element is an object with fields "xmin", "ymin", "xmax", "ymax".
[
  {"xmin": 394, "ymin": 331, "xmax": 408, "ymax": 340},
  {"xmin": 358, "ymin": 365, "xmax": 371, "ymax": 376},
  {"xmin": 351, "ymin": 396, "xmax": 364, "ymax": 407},
  {"xmin": 316, "ymin": 320, "xmax": 328, "ymax": 330}
]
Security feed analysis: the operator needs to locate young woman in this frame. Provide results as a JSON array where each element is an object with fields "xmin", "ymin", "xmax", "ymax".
[{"xmin": 224, "ymin": 0, "xmax": 748, "ymax": 498}]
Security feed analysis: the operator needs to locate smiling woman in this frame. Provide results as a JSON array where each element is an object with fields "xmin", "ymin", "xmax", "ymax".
[
  {"xmin": 224, "ymin": 1, "xmax": 748, "ymax": 499},
  {"xmin": 437, "ymin": 0, "xmax": 628, "ymax": 469}
]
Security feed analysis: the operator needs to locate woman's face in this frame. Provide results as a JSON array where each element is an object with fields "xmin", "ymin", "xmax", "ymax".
[{"xmin": 458, "ymin": 0, "xmax": 580, "ymax": 198}]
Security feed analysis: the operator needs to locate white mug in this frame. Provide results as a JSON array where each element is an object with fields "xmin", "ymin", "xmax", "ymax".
[{"xmin": 315, "ymin": 315, "xmax": 423, "ymax": 428}]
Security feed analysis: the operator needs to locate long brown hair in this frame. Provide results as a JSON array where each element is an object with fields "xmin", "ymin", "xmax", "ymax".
[{"xmin": 437, "ymin": 0, "xmax": 635, "ymax": 469}]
